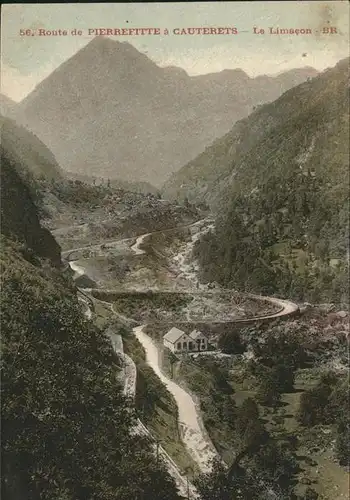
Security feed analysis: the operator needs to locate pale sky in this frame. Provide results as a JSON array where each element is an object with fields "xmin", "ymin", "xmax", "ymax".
[{"xmin": 1, "ymin": 1, "xmax": 349, "ymax": 101}]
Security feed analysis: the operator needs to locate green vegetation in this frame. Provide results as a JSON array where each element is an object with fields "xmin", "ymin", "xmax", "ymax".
[
  {"xmin": 194, "ymin": 165, "xmax": 348, "ymax": 302},
  {"xmin": 48, "ymin": 178, "xmax": 114, "ymax": 207},
  {"xmin": 1, "ymin": 149, "xmax": 182, "ymax": 499},
  {"xmin": 175, "ymin": 321, "xmax": 349, "ymax": 499},
  {"xmin": 0, "ymin": 114, "xmax": 63, "ymax": 181},
  {"xmin": 217, "ymin": 330, "xmax": 246, "ymax": 354},
  {"xmin": 178, "ymin": 58, "xmax": 349, "ymax": 303},
  {"xmin": 112, "ymin": 292, "xmax": 191, "ymax": 321},
  {"xmin": 66, "ymin": 171, "xmax": 159, "ymax": 196},
  {"xmin": 297, "ymin": 373, "xmax": 349, "ymax": 467},
  {"xmin": 0, "ymin": 151, "xmax": 61, "ymax": 266},
  {"xmin": 1, "ymin": 238, "xmax": 182, "ymax": 499},
  {"xmin": 172, "ymin": 356, "xmax": 237, "ymax": 462}
]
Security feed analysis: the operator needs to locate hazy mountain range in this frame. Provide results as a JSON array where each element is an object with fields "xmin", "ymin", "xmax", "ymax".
[
  {"xmin": 15, "ymin": 36, "xmax": 318, "ymax": 186},
  {"xmin": 163, "ymin": 57, "xmax": 349, "ymax": 209}
]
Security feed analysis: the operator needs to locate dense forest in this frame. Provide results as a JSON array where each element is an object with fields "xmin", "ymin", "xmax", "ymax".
[
  {"xmin": 0, "ymin": 147, "xmax": 182, "ymax": 499},
  {"xmin": 191, "ymin": 59, "xmax": 349, "ymax": 303},
  {"xmin": 183, "ymin": 323, "xmax": 349, "ymax": 500}
]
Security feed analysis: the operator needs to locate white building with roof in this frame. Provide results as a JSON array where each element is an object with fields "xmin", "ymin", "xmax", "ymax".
[
  {"xmin": 189, "ymin": 329, "xmax": 209, "ymax": 351},
  {"xmin": 163, "ymin": 327, "xmax": 209, "ymax": 354},
  {"xmin": 163, "ymin": 327, "xmax": 192, "ymax": 354}
]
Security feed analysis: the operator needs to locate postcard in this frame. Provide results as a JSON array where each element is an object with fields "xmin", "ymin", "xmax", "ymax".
[{"xmin": 1, "ymin": 3, "xmax": 349, "ymax": 500}]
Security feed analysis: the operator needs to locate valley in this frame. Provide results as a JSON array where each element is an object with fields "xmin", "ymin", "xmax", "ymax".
[
  {"xmin": 1, "ymin": 42, "xmax": 348, "ymax": 500},
  {"xmin": 53, "ymin": 205, "xmax": 347, "ymax": 500}
]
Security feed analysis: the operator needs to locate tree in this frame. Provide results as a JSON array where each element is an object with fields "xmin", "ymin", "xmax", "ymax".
[
  {"xmin": 274, "ymin": 363, "xmax": 295, "ymax": 393},
  {"xmin": 235, "ymin": 398, "xmax": 259, "ymax": 436},
  {"xmin": 183, "ymin": 196, "xmax": 191, "ymax": 208},
  {"xmin": 194, "ymin": 459, "xmax": 261, "ymax": 500},
  {"xmin": 252, "ymin": 330, "xmax": 307, "ymax": 370},
  {"xmin": 303, "ymin": 487, "xmax": 319, "ymax": 500},
  {"xmin": 168, "ymin": 351, "xmax": 177, "ymax": 379},
  {"xmin": 241, "ymin": 418, "xmax": 269, "ymax": 454},
  {"xmin": 218, "ymin": 330, "xmax": 246, "ymax": 354},
  {"xmin": 335, "ymin": 417, "xmax": 350, "ymax": 466},
  {"xmin": 256, "ymin": 367, "xmax": 282, "ymax": 407},
  {"xmin": 297, "ymin": 374, "xmax": 337, "ymax": 426},
  {"xmin": 220, "ymin": 396, "xmax": 236, "ymax": 429},
  {"xmin": 252, "ymin": 439, "xmax": 298, "ymax": 493}
]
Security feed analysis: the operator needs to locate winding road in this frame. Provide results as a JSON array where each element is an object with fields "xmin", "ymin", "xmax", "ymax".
[
  {"xmin": 67, "ymin": 218, "xmax": 299, "ymax": 498},
  {"xmin": 107, "ymin": 317, "xmax": 199, "ymax": 498},
  {"xmin": 133, "ymin": 325, "xmax": 219, "ymax": 473},
  {"xmin": 130, "ymin": 233, "xmax": 150, "ymax": 255}
]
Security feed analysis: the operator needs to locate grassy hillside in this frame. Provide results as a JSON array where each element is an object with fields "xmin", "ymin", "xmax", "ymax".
[
  {"xmin": 176, "ymin": 58, "xmax": 349, "ymax": 303},
  {"xmin": 187, "ymin": 320, "xmax": 349, "ymax": 500},
  {"xmin": 1, "ymin": 146, "xmax": 182, "ymax": 499}
]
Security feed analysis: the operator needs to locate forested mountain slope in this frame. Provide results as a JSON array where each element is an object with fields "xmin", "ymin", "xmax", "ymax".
[
  {"xmin": 185, "ymin": 58, "xmax": 349, "ymax": 303},
  {"xmin": 163, "ymin": 58, "xmax": 349, "ymax": 210},
  {"xmin": 0, "ymin": 149, "xmax": 61, "ymax": 267},
  {"xmin": 0, "ymin": 147, "xmax": 181, "ymax": 499}
]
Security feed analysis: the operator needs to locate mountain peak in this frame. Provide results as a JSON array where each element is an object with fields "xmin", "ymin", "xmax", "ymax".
[
  {"xmin": 86, "ymin": 36, "xmax": 136, "ymax": 52},
  {"xmin": 82, "ymin": 36, "xmax": 152, "ymax": 60},
  {"xmin": 222, "ymin": 68, "xmax": 249, "ymax": 78},
  {"xmin": 17, "ymin": 42, "xmax": 318, "ymax": 187},
  {"xmin": 74, "ymin": 36, "xmax": 160, "ymax": 75},
  {"xmin": 163, "ymin": 66, "xmax": 189, "ymax": 78}
]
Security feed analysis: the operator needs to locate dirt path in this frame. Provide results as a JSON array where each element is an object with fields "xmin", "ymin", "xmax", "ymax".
[
  {"xmin": 133, "ymin": 325, "xmax": 219, "ymax": 473},
  {"xmin": 107, "ymin": 328, "xmax": 198, "ymax": 498},
  {"xmin": 69, "ymin": 261, "xmax": 86, "ymax": 277},
  {"xmin": 130, "ymin": 233, "xmax": 150, "ymax": 255}
]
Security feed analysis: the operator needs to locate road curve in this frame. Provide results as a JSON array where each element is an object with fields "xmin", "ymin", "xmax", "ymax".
[
  {"xmin": 88, "ymin": 288, "xmax": 299, "ymax": 324},
  {"xmin": 133, "ymin": 325, "xmax": 219, "ymax": 473},
  {"xmin": 107, "ymin": 321, "xmax": 199, "ymax": 498},
  {"xmin": 66, "ymin": 219, "xmax": 299, "ymax": 499},
  {"xmin": 65, "ymin": 220, "xmax": 299, "ymax": 324},
  {"xmin": 62, "ymin": 218, "xmax": 205, "ymax": 260},
  {"xmin": 130, "ymin": 233, "xmax": 150, "ymax": 255}
]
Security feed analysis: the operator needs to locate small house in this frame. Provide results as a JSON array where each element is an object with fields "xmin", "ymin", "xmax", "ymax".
[
  {"xmin": 163, "ymin": 327, "xmax": 192, "ymax": 354},
  {"xmin": 189, "ymin": 329, "xmax": 209, "ymax": 351},
  {"xmin": 163, "ymin": 327, "xmax": 210, "ymax": 354}
]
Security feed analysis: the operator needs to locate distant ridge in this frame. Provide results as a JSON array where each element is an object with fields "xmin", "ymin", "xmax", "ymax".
[
  {"xmin": 167, "ymin": 57, "xmax": 349, "ymax": 303},
  {"xmin": 17, "ymin": 37, "xmax": 318, "ymax": 186},
  {"xmin": 163, "ymin": 57, "xmax": 349, "ymax": 208}
]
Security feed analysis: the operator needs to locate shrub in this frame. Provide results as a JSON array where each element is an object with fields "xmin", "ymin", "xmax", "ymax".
[
  {"xmin": 335, "ymin": 417, "xmax": 350, "ymax": 466},
  {"xmin": 297, "ymin": 372, "xmax": 338, "ymax": 426},
  {"xmin": 218, "ymin": 330, "xmax": 246, "ymax": 354}
]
